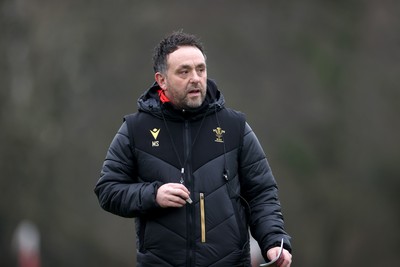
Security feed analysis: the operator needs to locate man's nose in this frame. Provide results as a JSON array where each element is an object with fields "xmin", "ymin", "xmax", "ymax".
[{"xmin": 190, "ymin": 71, "xmax": 201, "ymax": 83}]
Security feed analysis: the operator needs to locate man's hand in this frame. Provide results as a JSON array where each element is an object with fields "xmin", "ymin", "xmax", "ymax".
[
  {"xmin": 266, "ymin": 247, "xmax": 292, "ymax": 267},
  {"xmin": 156, "ymin": 183, "xmax": 191, "ymax": 208}
]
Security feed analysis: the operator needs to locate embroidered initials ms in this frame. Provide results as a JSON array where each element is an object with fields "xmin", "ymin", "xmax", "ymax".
[{"xmin": 150, "ymin": 128, "xmax": 160, "ymax": 147}]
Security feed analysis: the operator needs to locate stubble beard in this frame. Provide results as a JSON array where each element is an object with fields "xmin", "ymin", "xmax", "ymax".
[{"xmin": 184, "ymin": 88, "xmax": 206, "ymax": 109}]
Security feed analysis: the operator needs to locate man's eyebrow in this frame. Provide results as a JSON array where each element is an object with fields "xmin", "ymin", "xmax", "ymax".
[
  {"xmin": 177, "ymin": 64, "xmax": 191, "ymax": 69},
  {"xmin": 178, "ymin": 63, "xmax": 206, "ymax": 69}
]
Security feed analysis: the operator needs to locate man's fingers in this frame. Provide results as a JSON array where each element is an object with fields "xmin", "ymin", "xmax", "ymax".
[
  {"xmin": 166, "ymin": 195, "xmax": 187, "ymax": 207},
  {"xmin": 166, "ymin": 187, "xmax": 189, "ymax": 200},
  {"xmin": 277, "ymin": 250, "xmax": 292, "ymax": 267},
  {"xmin": 168, "ymin": 183, "xmax": 190, "ymax": 194},
  {"xmin": 266, "ymin": 248, "xmax": 292, "ymax": 267},
  {"xmin": 157, "ymin": 183, "xmax": 191, "ymax": 208}
]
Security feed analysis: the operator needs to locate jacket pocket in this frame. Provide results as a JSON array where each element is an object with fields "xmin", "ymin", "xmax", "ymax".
[{"xmin": 200, "ymin": 192, "xmax": 206, "ymax": 243}]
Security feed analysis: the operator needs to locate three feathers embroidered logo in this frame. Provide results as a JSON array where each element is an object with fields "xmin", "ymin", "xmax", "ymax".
[
  {"xmin": 213, "ymin": 127, "xmax": 225, "ymax": 143},
  {"xmin": 150, "ymin": 126, "xmax": 225, "ymax": 147}
]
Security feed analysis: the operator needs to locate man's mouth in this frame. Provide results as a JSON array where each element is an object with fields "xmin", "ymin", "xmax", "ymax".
[{"xmin": 188, "ymin": 89, "xmax": 201, "ymax": 96}]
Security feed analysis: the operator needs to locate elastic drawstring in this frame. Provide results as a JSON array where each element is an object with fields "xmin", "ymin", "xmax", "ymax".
[
  {"xmin": 160, "ymin": 104, "xmax": 208, "ymax": 184},
  {"xmin": 214, "ymin": 104, "xmax": 251, "ymax": 213}
]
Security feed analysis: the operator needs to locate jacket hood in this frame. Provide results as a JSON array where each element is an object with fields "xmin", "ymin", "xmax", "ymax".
[{"xmin": 137, "ymin": 79, "xmax": 225, "ymax": 121}]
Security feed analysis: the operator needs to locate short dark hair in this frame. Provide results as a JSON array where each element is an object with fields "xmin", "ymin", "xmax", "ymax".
[{"xmin": 152, "ymin": 31, "xmax": 205, "ymax": 73}]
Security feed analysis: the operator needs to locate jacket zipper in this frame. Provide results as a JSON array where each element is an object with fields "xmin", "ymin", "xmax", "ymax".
[
  {"xmin": 162, "ymin": 109, "xmax": 208, "ymax": 266},
  {"xmin": 184, "ymin": 120, "xmax": 194, "ymax": 267},
  {"xmin": 200, "ymin": 192, "xmax": 206, "ymax": 243}
]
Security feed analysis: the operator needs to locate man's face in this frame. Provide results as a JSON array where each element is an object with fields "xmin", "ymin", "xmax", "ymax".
[{"xmin": 156, "ymin": 46, "xmax": 207, "ymax": 109}]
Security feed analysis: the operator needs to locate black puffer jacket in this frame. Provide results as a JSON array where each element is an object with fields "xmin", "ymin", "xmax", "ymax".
[{"xmin": 94, "ymin": 80, "xmax": 291, "ymax": 267}]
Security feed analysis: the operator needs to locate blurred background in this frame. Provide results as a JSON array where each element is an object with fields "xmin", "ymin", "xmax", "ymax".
[{"xmin": 1, "ymin": 0, "xmax": 399, "ymax": 266}]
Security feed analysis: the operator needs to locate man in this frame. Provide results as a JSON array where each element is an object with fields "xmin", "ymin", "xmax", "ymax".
[{"xmin": 94, "ymin": 31, "xmax": 292, "ymax": 267}]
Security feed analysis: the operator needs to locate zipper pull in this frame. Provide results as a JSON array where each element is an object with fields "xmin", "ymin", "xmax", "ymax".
[
  {"xmin": 223, "ymin": 169, "xmax": 229, "ymax": 181},
  {"xmin": 180, "ymin": 168, "xmax": 184, "ymax": 184},
  {"xmin": 200, "ymin": 192, "xmax": 206, "ymax": 242},
  {"xmin": 180, "ymin": 168, "xmax": 192, "ymax": 204}
]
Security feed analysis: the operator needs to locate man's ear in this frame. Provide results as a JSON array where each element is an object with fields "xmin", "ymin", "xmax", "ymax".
[{"xmin": 155, "ymin": 72, "xmax": 167, "ymax": 90}]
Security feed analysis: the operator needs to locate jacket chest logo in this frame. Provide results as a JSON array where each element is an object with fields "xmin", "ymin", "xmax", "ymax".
[
  {"xmin": 213, "ymin": 127, "xmax": 225, "ymax": 143},
  {"xmin": 150, "ymin": 128, "xmax": 160, "ymax": 147}
]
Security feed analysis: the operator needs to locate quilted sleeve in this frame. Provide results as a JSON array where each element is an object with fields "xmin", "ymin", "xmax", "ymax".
[
  {"xmin": 94, "ymin": 122, "xmax": 161, "ymax": 218},
  {"xmin": 239, "ymin": 122, "xmax": 292, "ymax": 255}
]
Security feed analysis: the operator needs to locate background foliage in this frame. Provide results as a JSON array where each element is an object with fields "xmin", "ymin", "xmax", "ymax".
[{"xmin": 1, "ymin": 1, "xmax": 399, "ymax": 266}]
